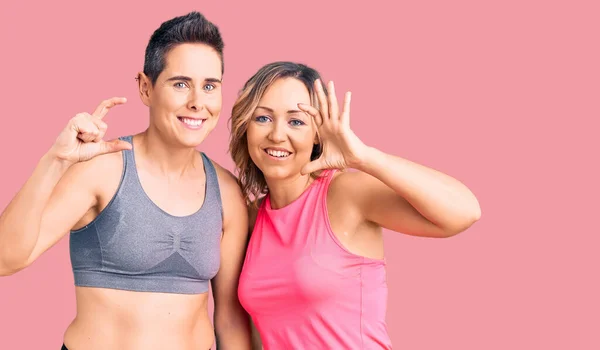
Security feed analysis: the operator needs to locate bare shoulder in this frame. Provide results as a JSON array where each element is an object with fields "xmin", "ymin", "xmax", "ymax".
[
  {"xmin": 327, "ymin": 170, "xmax": 370, "ymax": 220},
  {"xmin": 209, "ymin": 159, "xmax": 243, "ymax": 202},
  {"xmin": 60, "ymin": 150, "xmax": 124, "ymax": 192},
  {"xmin": 210, "ymin": 160, "xmax": 240, "ymax": 192},
  {"xmin": 206, "ymin": 159, "xmax": 247, "ymax": 227},
  {"xmin": 327, "ymin": 170, "xmax": 365, "ymax": 201}
]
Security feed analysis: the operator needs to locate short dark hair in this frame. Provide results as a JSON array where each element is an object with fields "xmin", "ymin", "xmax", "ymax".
[{"xmin": 143, "ymin": 11, "xmax": 224, "ymax": 85}]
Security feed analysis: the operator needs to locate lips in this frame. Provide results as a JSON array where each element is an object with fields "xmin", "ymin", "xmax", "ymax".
[
  {"xmin": 264, "ymin": 148, "xmax": 291, "ymax": 158},
  {"xmin": 178, "ymin": 117, "xmax": 206, "ymax": 128}
]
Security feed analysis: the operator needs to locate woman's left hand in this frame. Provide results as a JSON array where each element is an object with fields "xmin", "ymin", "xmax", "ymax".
[{"xmin": 298, "ymin": 79, "xmax": 369, "ymax": 174}]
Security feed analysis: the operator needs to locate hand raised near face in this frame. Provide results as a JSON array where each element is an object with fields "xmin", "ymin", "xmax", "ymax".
[{"xmin": 49, "ymin": 97, "xmax": 132, "ymax": 165}]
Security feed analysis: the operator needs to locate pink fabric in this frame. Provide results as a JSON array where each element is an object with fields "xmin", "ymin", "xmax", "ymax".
[{"xmin": 238, "ymin": 170, "xmax": 392, "ymax": 349}]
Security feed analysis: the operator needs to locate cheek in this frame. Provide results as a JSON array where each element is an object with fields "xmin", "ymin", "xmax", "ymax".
[
  {"xmin": 246, "ymin": 125, "xmax": 262, "ymax": 150},
  {"xmin": 291, "ymin": 132, "xmax": 317, "ymax": 154},
  {"xmin": 153, "ymin": 89, "xmax": 183, "ymax": 111},
  {"xmin": 205, "ymin": 93, "xmax": 223, "ymax": 114}
]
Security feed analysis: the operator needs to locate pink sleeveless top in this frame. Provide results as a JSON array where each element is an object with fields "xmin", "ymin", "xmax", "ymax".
[{"xmin": 238, "ymin": 170, "xmax": 392, "ymax": 349}]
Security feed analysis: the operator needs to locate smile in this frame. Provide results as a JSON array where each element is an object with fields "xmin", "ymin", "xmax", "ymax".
[
  {"xmin": 178, "ymin": 117, "xmax": 205, "ymax": 129},
  {"xmin": 264, "ymin": 148, "xmax": 291, "ymax": 158}
]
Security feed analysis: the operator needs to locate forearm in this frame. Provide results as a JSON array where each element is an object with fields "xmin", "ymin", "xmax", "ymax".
[
  {"xmin": 215, "ymin": 310, "xmax": 252, "ymax": 350},
  {"xmin": 357, "ymin": 147, "xmax": 481, "ymax": 233},
  {"xmin": 0, "ymin": 151, "xmax": 72, "ymax": 273}
]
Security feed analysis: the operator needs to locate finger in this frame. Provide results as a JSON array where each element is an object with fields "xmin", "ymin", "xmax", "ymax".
[
  {"xmin": 92, "ymin": 97, "xmax": 127, "ymax": 120},
  {"xmin": 98, "ymin": 139, "xmax": 132, "ymax": 155},
  {"xmin": 314, "ymin": 79, "xmax": 329, "ymax": 123},
  {"xmin": 301, "ymin": 158, "xmax": 326, "ymax": 175},
  {"xmin": 328, "ymin": 81, "xmax": 340, "ymax": 125},
  {"xmin": 72, "ymin": 114, "xmax": 100, "ymax": 143},
  {"xmin": 90, "ymin": 118, "xmax": 108, "ymax": 142},
  {"xmin": 297, "ymin": 103, "xmax": 322, "ymax": 126},
  {"xmin": 340, "ymin": 91, "xmax": 352, "ymax": 127}
]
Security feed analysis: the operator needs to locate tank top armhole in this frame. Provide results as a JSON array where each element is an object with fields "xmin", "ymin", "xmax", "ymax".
[
  {"xmin": 70, "ymin": 136, "xmax": 130, "ymax": 234},
  {"xmin": 200, "ymin": 152, "xmax": 224, "ymax": 221},
  {"xmin": 319, "ymin": 169, "xmax": 386, "ymax": 263},
  {"xmin": 318, "ymin": 169, "xmax": 338, "ymax": 233}
]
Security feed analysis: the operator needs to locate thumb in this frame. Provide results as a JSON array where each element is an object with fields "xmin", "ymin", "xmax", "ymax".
[
  {"xmin": 301, "ymin": 159, "xmax": 326, "ymax": 175},
  {"xmin": 99, "ymin": 139, "xmax": 132, "ymax": 155}
]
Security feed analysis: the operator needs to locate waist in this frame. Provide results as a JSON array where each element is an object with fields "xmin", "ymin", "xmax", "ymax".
[
  {"xmin": 255, "ymin": 310, "xmax": 391, "ymax": 350},
  {"xmin": 64, "ymin": 286, "xmax": 213, "ymax": 349}
]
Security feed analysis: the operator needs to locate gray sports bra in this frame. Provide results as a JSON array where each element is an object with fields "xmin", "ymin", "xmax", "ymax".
[{"xmin": 69, "ymin": 135, "xmax": 222, "ymax": 294}]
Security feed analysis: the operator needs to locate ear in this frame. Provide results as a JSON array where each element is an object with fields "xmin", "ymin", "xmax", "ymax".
[{"xmin": 137, "ymin": 72, "xmax": 152, "ymax": 107}]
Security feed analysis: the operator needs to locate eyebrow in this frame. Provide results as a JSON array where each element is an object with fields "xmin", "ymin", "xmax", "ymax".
[
  {"xmin": 255, "ymin": 106, "xmax": 303, "ymax": 114},
  {"xmin": 165, "ymin": 75, "xmax": 222, "ymax": 84}
]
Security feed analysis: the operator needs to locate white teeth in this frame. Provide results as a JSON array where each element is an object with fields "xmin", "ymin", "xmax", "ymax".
[
  {"xmin": 180, "ymin": 118, "xmax": 204, "ymax": 127},
  {"xmin": 266, "ymin": 149, "xmax": 290, "ymax": 158}
]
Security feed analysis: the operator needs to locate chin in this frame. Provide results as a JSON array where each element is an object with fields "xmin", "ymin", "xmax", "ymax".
[
  {"xmin": 182, "ymin": 124, "xmax": 217, "ymax": 147},
  {"xmin": 260, "ymin": 163, "xmax": 306, "ymax": 182},
  {"xmin": 173, "ymin": 131, "xmax": 209, "ymax": 148}
]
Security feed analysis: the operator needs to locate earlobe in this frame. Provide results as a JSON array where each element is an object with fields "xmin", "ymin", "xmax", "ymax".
[{"xmin": 137, "ymin": 72, "xmax": 151, "ymax": 107}]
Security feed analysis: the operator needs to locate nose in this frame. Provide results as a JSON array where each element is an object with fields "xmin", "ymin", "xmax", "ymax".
[
  {"xmin": 267, "ymin": 120, "xmax": 286, "ymax": 143},
  {"xmin": 186, "ymin": 88, "xmax": 204, "ymax": 112}
]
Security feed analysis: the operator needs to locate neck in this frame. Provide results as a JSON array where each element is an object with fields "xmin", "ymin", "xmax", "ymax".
[
  {"xmin": 265, "ymin": 173, "xmax": 314, "ymax": 209},
  {"xmin": 134, "ymin": 128, "xmax": 200, "ymax": 176}
]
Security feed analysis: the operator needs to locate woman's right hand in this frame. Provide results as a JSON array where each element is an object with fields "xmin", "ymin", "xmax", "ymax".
[{"xmin": 49, "ymin": 97, "xmax": 132, "ymax": 165}]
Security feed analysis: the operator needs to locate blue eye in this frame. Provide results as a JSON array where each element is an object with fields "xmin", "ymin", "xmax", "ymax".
[
  {"xmin": 204, "ymin": 84, "xmax": 215, "ymax": 91},
  {"xmin": 290, "ymin": 119, "xmax": 305, "ymax": 126},
  {"xmin": 174, "ymin": 82, "xmax": 188, "ymax": 89},
  {"xmin": 255, "ymin": 115, "xmax": 270, "ymax": 123}
]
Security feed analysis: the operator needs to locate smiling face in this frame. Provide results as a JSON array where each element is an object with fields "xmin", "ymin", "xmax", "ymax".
[
  {"xmin": 246, "ymin": 77, "xmax": 319, "ymax": 181},
  {"xmin": 139, "ymin": 43, "xmax": 223, "ymax": 148}
]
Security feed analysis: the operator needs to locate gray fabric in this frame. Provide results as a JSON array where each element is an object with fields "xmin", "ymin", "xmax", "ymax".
[{"xmin": 69, "ymin": 135, "xmax": 222, "ymax": 294}]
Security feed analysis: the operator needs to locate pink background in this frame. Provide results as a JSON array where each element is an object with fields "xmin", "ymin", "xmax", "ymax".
[{"xmin": 1, "ymin": 0, "xmax": 598, "ymax": 349}]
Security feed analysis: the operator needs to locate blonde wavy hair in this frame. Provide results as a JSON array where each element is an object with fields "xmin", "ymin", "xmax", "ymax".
[{"xmin": 228, "ymin": 61, "xmax": 328, "ymax": 207}]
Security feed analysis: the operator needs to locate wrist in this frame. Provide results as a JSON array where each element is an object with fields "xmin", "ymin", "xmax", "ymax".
[
  {"xmin": 352, "ymin": 146, "xmax": 383, "ymax": 173},
  {"xmin": 42, "ymin": 150, "xmax": 75, "ymax": 171}
]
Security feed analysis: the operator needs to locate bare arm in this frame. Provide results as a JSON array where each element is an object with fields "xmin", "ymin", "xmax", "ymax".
[
  {"xmin": 0, "ymin": 153, "xmax": 73, "ymax": 274},
  {"xmin": 211, "ymin": 165, "xmax": 252, "ymax": 349},
  {"xmin": 0, "ymin": 98, "xmax": 131, "ymax": 275},
  {"xmin": 247, "ymin": 200, "xmax": 263, "ymax": 350},
  {"xmin": 346, "ymin": 148, "xmax": 481, "ymax": 238},
  {"xmin": 298, "ymin": 79, "xmax": 481, "ymax": 239}
]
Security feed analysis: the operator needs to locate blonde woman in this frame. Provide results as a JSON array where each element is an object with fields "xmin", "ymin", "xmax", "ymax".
[{"xmin": 229, "ymin": 61, "xmax": 481, "ymax": 349}]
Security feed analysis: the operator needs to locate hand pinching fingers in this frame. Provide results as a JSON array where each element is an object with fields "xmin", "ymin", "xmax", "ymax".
[
  {"xmin": 92, "ymin": 97, "xmax": 127, "ymax": 120},
  {"xmin": 71, "ymin": 113, "xmax": 100, "ymax": 143}
]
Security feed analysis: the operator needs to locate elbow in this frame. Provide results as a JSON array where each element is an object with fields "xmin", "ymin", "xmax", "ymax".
[
  {"xmin": 0, "ymin": 264, "xmax": 25, "ymax": 277},
  {"xmin": 440, "ymin": 207, "xmax": 482, "ymax": 238},
  {"xmin": 0, "ymin": 256, "xmax": 29, "ymax": 276}
]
